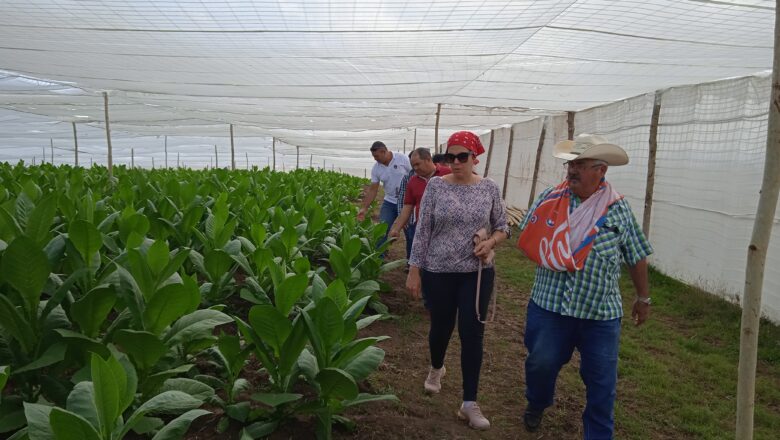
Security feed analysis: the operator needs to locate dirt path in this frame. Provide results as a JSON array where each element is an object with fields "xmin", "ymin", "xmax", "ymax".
[{"xmin": 335, "ymin": 240, "xmax": 575, "ymax": 439}]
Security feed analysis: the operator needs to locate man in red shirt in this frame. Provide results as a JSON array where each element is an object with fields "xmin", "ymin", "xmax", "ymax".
[{"xmin": 389, "ymin": 147, "xmax": 451, "ymax": 241}]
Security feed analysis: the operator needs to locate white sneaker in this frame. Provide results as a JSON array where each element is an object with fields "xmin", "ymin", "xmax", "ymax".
[
  {"xmin": 424, "ymin": 366, "xmax": 446, "ymax": 394},
  {"xmin": 457, "ymin": 402, "xmax": 490, "ymax": 430}
]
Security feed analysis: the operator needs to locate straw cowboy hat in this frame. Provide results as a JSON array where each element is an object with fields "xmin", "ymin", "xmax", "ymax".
[{"xmin": 553, "ymin": 134, "xmax": 629, "ymax": 166}]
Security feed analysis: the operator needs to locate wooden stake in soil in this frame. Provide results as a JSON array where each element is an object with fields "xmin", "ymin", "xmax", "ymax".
[
  {"xmin": 246, "ymin": 152, "xmax": 249, "ymax": 169},
  {"xmin": 502, "ymin": 125, "xmax": 516, "ymax": 200},
  {"xmin": 643, "ymin": 91, "xmax": 662, "ymax": 238},
  {"xmin": 413, "ymin": 128, "xmax": 417, "ymax": 149},
  {"xmin": 152, "ymin": 157, "xmax": 155, "ymax": 169},
  {"xmin": 164, "ymin": 135, "xmax": 168, "ymax": 168},
  {"xmin": 296, "ymin": 146, "xmax": 300, "ymax": 169},
  {"xmin": 230, "ymin": 124, "xmax": 236, "ymax": 170},
  {"xmin": 50, "ymin": 138, "xmax": 54, "ymax": 164},
  {"xmin": 310, "ymin": 154, "xmax": 313, "ymax": 169},
  {"xmin": 214, "ymin": 145, "xmax": 218, "ymax": 169},
  {"xmin": 736, "ymin": 4, "xmax": 780, "ymax": 438},
  {"xmin": 72, "ymin": 122, "xmax": 79, "ymax": 167},
  {"xmin": 483, "ymin": 129, "xmax": 495, "ymax": 178},
  {"xmin": 177, "ymin": 152, "xmax": 180, "ymax": 168},
  {"xmin": 103, "ymin": 91, "xmax": 113, "ymax": 178},
  {"xmin": 434, "ymin": 103, "xmax": 442, "ymax": 153},
  {"xmin": 528, "ymin": 117, "xmax": 548, "ymax": 208},
  {"xmin": 272, "ymin": 137, "xmax": 276, "ymax": 171},
  {"xmin": 567, "ymin": 111, "xmax": 575, "ymax": 140},
  {"xmin": 131, "ymin": 148, "xmax": 134, "ymax": 168}
]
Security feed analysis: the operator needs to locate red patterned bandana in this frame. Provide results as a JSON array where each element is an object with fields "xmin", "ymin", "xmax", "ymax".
[{"xmin": 447, "ymin": 131, "xmax": 485, "ymax": 156}]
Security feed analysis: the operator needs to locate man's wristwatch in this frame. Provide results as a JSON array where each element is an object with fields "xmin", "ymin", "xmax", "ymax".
[{"xmin": 636, "ymin": 296, "xmax": 652, "ymax": 305}]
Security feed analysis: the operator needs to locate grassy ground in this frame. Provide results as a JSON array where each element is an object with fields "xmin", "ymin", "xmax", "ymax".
[{"xmin": 334, "ymin": 240, "xmax": 780, "ymax": 439}]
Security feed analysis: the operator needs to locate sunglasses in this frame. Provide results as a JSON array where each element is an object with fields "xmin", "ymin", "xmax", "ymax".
[{"xmin": 443, "ymin": 152, "xmax": 474, "ymax": 164}]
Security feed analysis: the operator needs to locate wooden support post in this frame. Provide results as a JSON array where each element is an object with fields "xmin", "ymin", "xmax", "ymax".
[
  {"xmin": 272, "ymin": 137, "xmax": 276, "ymax": 171},
  {"xmin": 528, "ymin": 117, "xmax": 549, "ymax": 207},
  {"xmin": 164, "ymin": 135, "xmax": 168, "ymax": 168},
  {"xmin": 177, "ymin": 152, "xmax": 180, "ymax": 168},
  {"xmin": 483, "ymin": 129, "xmax": 495, "ymax": 178},
  {"xmin": 131, "ymin": 148, "xmax": 135, "ymax": 168},
  {"xmin": 310, "ymin": 154, "xmax": 313, "ymax": 169},
  {"xmin": 72, "ymin": 122, "xmax": 79, "ymax": 167},
  {"xmin": 246, "ymin": 152, "xmax": 249, "ymax": 169},
  {"xmin": 501, "ymin": 125, "xmax": 516, "ymax": 200},
  {"xmin": 434, "ymin": 103, "xmax": 442, "ymax": 153},
  {"xmin": 364, "ymin": 168, "xmax": 367, "ymax": 178},
  {"xmin": 103, "ymin": 92, "xmax": 113, "ymax": 178},
  {"xmin": 736, "ymin": 4, "xmax": 780, "ymax": 438},
  {"xmin": 32, "ymin": 156, "xmax": 36, "ymax": 166},
  {"xmin": 50, "ymin": 138, "xmax": 54, "ymax": 164},
  {"xmin": 643, "ymin": 91, "xmax": 662, "ymax": 238},
  {"xmin": 214, "ymin": 145, "xmax": 219, "ymax": 168},
  {"xmin": 413, "ymin": 128, "xmax": 417, "ymax": 149},
  {"xmin": 230, "ymin": 124, "xmax": 236, "ymax": 170},
  {"xmin": 567, "ymin": 111, "xmax": 575, "ymax": 140},
  {"xmin": 296, "ymin": 146, "xmax": 300, "ymax": 169},
  {"xmin": 42, "ymin": 146, "xmax": 45, "ymax": 164},
  {"xmin": 152, "ymin": 157, "xmax": 155, "ymax": 169},
  {"xmin": 403, "ymin": 139, "xmax": 406, "ymax": 154}
]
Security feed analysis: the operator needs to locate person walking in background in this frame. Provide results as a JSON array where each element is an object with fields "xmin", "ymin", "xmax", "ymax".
[
  {"xmin": 517, "ymin": 134, "xmax": 653, "ymax": 439},
  {"xmin": 357, "ymin": 141, "xmax": 412, "ymax": 250},
  {"xmin": 406, "ymin": 131, "xmax": 510, "ymax": 431},
  {"xmin": 390, "ymin": 147, "xmax": 451, "ymax": 267},
  {"xmin": 394, "ymin": 151, "xmax": 416, "ymax": 261}
]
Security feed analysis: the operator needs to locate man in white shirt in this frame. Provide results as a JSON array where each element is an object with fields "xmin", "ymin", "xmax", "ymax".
[{"xmin": 357, "ymin": 141, "xmax": 412, "ymax": 251}]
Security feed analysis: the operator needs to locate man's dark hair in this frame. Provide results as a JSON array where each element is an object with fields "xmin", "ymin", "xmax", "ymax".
[
  {"xmin": 432, "ymin": 153, "xmax": 446, "ymax": 164},
  {"xmin": 411, "ymin": 148, "xmax": 432, "ymax": 161},
  {"xmin": 370, "ymin": 141, "xmax": 387, "ymax": 152}
]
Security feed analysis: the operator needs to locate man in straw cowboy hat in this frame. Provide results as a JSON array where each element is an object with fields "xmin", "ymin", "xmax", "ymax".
[{"xmin": 516, "ymin": 134, "xmax": 653, "ymax": 438}]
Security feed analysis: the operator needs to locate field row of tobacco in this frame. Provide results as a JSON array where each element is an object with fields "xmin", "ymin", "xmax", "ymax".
[{"xmin": 0, "ymin": 163, "xmax": 400, "ymax": 440}]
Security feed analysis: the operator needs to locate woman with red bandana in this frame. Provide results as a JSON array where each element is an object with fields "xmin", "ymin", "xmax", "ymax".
[{"xmin": 406, "ymin": 131, "xmax": 510, "ymax": 430}]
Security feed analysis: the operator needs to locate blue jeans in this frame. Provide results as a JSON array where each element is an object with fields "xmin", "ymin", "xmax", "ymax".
[
  {"xmin": 377, "ymin": 200, "xmax": 398, "ymax": 252},
  {"xmin": 524, "ymin": 300, "xmax": 621, "ymax": 440}
]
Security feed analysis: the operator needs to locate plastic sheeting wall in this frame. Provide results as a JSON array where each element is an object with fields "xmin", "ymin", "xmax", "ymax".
[
  {"xmin": 650, "ymin": 75, "xmax": 780, "ymax": 322},
  {"xmin": 492, "ymin": 74, "xmax": 780, "ymax": 323}
]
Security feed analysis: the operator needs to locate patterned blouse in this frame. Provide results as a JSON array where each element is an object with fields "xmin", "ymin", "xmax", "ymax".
[{"xmin": 409, "ymin": 176, "xmax": 510, "ymax": 273}]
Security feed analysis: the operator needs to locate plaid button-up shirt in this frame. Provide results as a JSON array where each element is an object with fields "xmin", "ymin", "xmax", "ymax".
[
  {"xmin": 519, "ymin": 186, "xmax": 653, "ymax": 320},
  {"xmin": 396, "ymin": 169, "xmax": 415, "ymax": 221}
]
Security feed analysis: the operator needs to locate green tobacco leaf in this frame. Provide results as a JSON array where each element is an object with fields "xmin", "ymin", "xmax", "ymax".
[
  {"xmin": 127, "ymin": 249, "xmax": 155, "ymax": 302},
  {"xmin": 23, "ymin": 402, "xmax": 54, "ymax": 440},
  {"xmin": 324, "ymin": 280, "xmax": 348, "ymax": 312},
  {"xmin": 278, "ymin": 316, "xmax": 308, "ymax": 380},
  {"xmin": 121, "ymin": 391, "xmax": 203, "ymax": 439},
  {"xmin": 147, "ymin": 240, "xmax": 170, "ymax": 277},
  {"xmin": 204, "ymin": 249, "xmax": 233, "ymax": 282},
  {"xmin": 0, "ymin": 236, "xmax": 50, "ymax": 315},
  {"xmin": 343, "ymin": 237, "xmax": 362, "ymax": 264},
  {"xmin": 274, "ymin": 273, "xmax": 308, "ymax": 316},
  {"xmin": 119, "ymin": 213, "xmax": 150, "ymax": 248},
  {"xmin": 312, "ymin": 297, "xmax": 344, "ymax": 356},
  {"xmin": 70, "ymin": 286, "xmax": 116, "ymax": 338},
  {"xmin": 53, "ymin": 329, "xmax": 110, "ymax": 360},
  {"xmin": 67, "ymin": 220, "xmax": 102, "ymax": 264},
  {"xmin": 328, "ymin": 247, "xmax": 351, "ymax": 283},
  {"xmin": 251, "ymin": 393, "xmax": 302, "ymax": 407},
  {"xmin": 143, "ymin": 277, "xmax": 200, "ymax": 335},
  {"xmin": 343, "ymin": 393, "xmax": 398, "ymax": 408},
  {"xmin": 0, "ymin": 294, "xmax": 34, "ymax": 353},
  {"xmin": 25, "ymin": 194, "xmax": 57, "ymax": 247},
  {"xmin": 342, "ymin": 346, "xmax": 385, "ymax": 382},
  {"xmin": 13, "ymin": 343, "xmax": 66, "ymax": 375},
  {"xmin": 316, "ymin": 368, "xmax": 358, "ymax": 401},
  {"xmin": 49, "ymin": 408, "xmax": 101, "ymax": 440},
  {"xmin": 65, "ymin": 381, "xmax": 98, "ymax": 429},
  {"xmin": 113, "ymin": 330, "xmax": 167, "ymax": 372},
  {"xmin": 248, "ymin": 305, "xmax": 291, "ymax": 356},
  {"xmin": 150, "ymin": 409, "xmax": 210, "ymax": 440},
  {"xmin": 0, "ymin": 365, "xmax": 8, "ymax": 391},
  {"xmin": 160, "ymin": 378, "xmax": 215, "ymax": 401},
  {"xmin": 91, "ymin": 353, "xmax": 128, "ymax": 438},
  {"xmin": 163, "ymin": 309, "xmax": 232, "ymax": 347}
]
